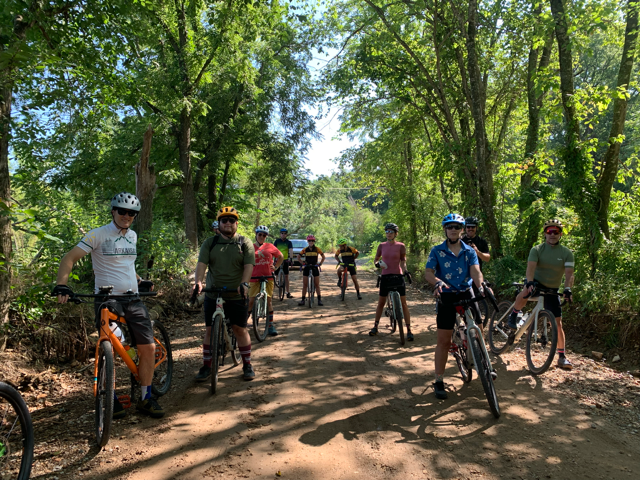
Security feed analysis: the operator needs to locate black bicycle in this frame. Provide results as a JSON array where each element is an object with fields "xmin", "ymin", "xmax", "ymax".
[{"xmin": 0, "ymin": 381, "xmax": 34, "ymax": 480}]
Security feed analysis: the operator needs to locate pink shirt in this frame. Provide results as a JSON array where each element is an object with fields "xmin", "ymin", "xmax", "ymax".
[
  {"xmin": 251, "ymin": 242, "xmax": 280, "ymax": 281},
  {"xmin": 377, "ymin": 241, "xmax": 405, "ymax": 275}
]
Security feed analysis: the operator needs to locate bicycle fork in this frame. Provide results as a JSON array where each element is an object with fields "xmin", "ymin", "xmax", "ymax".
[{"xmin": 468, "ymin": 323, "xmax": 498, "ymax": 380}]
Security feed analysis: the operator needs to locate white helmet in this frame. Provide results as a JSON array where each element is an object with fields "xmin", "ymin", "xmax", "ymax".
[
  {"xmin": 212, "ymin": 221, "xmax": 219, "ymax": 229},
  {"xmin": 255, "ymin": 225, "xmax": 269, "ymax": 235},
  {"xmin": 111, "ymin": 192, "xmax": 141, "ymax": 212}
]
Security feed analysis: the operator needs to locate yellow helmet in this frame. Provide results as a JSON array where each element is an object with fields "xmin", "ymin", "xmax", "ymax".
[{"xmin": 217, "ymin": 206, "xmax": 239, "ymax": 221}]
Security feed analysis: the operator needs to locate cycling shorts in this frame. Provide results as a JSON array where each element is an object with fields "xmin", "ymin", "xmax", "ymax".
[
  {"xmin": 249, "ymin": 279, "xmax": 274, "ymax": 298},
  {"xmin": 94, "ymin": 298, "xmax": 154, "ymax": 345},
  {"xmin": 303, "ymin": 265, "xmax": 320, "ymax": 277},
  {"xmin": 533, "ymin": 284, "xmax": 562, "ymax": 318},
  {"xmin": 275, "ymin": 262, "xmax": 290, "ymax": 275},
  {"xmin": 436, "ymin": 290, "xmax": 475, "ymax": 330},
  {"xmin": 379, "ymin": 274, "xmax": 405, "ymax": 297},
  {"xmin": 340, "ymin": 264, "xmax": 357, "ymax": 275},
  {"xmin": 204, "ymin": 296, "xmax": 248, "ymax": 328}
]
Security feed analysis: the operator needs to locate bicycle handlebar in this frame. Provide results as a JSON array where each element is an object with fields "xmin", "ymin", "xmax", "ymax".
[
  {"xmin": 55, "ymin": 291, "xmax": 157, "ymax": 305},
  {"xmin": 517, "ymin": 282, "xmax": 569, "ymax": 306}
]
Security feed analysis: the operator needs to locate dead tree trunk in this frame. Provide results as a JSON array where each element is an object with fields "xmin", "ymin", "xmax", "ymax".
[{"xmin": 135, "ymin": 124, "xmax": 157, "ymax": 237}]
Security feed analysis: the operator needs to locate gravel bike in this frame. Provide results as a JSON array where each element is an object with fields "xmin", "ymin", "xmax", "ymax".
[
  {"xmin": 251, "ymin": 275, "xmax": 273, "ymax": 342},
  {"xmin": 488, "ymin": 283, "xmax": 560, "ymax": 375},
  {"xmin": 65, "ymin": 286, "xmax": 173, "ymax": 447},
  {"xmin": 0, "ymin": 382, "xmax": 34, "ymax": 480},
  {"xmin": 200, "ymin": 287, "xmax": 242, "ymax": 394},
  {"xmin": 377, "ymin": 273, "xmax": 412, "ymax": 345},
  {"xmin": 439, "ymin": 283, "xmax": 501, "ymax": 418}
]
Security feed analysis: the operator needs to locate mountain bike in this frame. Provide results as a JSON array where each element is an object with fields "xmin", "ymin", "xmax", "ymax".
[
  {"xmin": 377, "ymin": 274, "xmax": 411, "ymax": 345},
  {"xmin": 300, "ymin": 264, "xmax": 320, "ymax": 308},
  {"xmin": 439, "ymin": 283, "xmax": 501, "ymax": 418},
  {"xmin": 337, "ymin": 262, "xmax": 351, "ymax": 301},
  {"xmin": 488, "ymin": 283, "xmax": 560, "ymax": 375},
  {"xmin": 200, "ymin": 287, "xmax": 242, "ymax": 394},
  {"xmin": 0, "ymin": 382, "xmax": 34, "ymax": 480},
  {"xmin": 251, "ymin": 275, "xmax": 273, "ymax": 342},
  {"xmin": 64, "ymin": 286, "xmax": 173, "ymax": 447}
]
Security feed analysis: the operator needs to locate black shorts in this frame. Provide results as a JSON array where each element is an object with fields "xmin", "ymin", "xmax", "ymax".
[
  {"xmin": 94, "ymin": 298, "xmax": 154, "ymax": 345},
  {"xmin": 340, "ymin": 264, "xmax": 357, "ymax": 275},
  {"xmin": 204, "ymin": 296, "xmax": 248, "ymax": 328},
  {"xmin": 303, "ymin": 264, "xmax": 320, "ymax": 277},
  {"xmin": 276, "ymin": 262, "xmax": 290, "ymax": 275},
  {"xmin": 436, "ymin": 290, "xmax": 476, "ymax": 330},
  {"xmin": 379, "ymin": 274, "xmax": 405, "ymax": 297},
  {"xmin": 534, "ymin": 284, "xmax": 562, "ymax": 318}
]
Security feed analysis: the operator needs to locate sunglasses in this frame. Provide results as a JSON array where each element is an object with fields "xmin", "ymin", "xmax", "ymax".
[
  {"xmin": 256, "ymin": 233, "xmax": 267, "ymax": 237},
  {"xmin": 466, "ymin": 225, "xmax": 476, "ymax": 229},
  {"xmin": 308, "ymin": 240, "xmax": 315, "ymax": 242},
  {"xmin": 446, "ymin": 225, "xmax": 462, "ymax": 230},
  {"xmin": 545, "ymin": 229, "xmax": 561, "ymax": 235},
  {"xmin": 219, "ymin": 217, "xmax": 237, "ymax": 224},
  {"xmin": 116, "ymin": 208, "xmax": 137, "ymax": 217},
  {"xmin": 385, "ymin": 230, "xmax": 396, "ymax": 234}
]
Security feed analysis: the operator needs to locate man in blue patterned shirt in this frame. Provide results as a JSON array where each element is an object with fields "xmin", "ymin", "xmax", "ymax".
[{"xmin": 425, "ymin": 213, "xmax": 487, "ymax": 400}]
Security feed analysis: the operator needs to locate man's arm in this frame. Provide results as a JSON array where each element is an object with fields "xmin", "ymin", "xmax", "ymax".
[
  {"xmin": 55, "ymin": 247, "xmax": 89, "ymax": 303},
  {"xmin": 273, "ymin": 250, "xmax": 284, "ymax": 270},
  {"xmin": 238, "ymin": 263, "xmax": 253, "ymax": 297},
  {"xmin": 564, "ymin": 267, "xmax": 574, "ymax": 288},
  {"xmin": 194, "ymin": 261, "xmax": 208, "ymax": 291},
  {"xmin": 474, "ymin": 246, "xmax": 490, "ymax": 263},
  {"xmin": 469, "ymin": 264, "xmax": 484, "ymax": 289}
]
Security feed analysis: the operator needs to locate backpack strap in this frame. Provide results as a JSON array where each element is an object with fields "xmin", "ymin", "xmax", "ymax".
[
  {"xmin": 209, "ymin": 234, "xmax": 247, "ymax": 256},
  {"xmin": 208, "ymin": 234, "xmax": 221, "ymax": 256}
]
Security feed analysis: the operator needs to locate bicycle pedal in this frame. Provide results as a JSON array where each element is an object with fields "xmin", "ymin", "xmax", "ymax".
[
  {"xmin": 117, "ymin": 394, "xmax": 132, "ymax": 408},
  {"xmin": 490, "ymin": 371, "xmax": 498, "ymax": 380}
]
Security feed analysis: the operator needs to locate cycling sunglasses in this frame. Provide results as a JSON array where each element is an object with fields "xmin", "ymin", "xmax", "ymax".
[
  {"xmin": 116, "ymin": 208, "xmax": 137, "ymax": 217},
  {"xmin": 545, "ymin": 228, "xmax": 562, "ymax": 235},
  {"xmin": 385, "ymin": 230, "xmax": 396, "ymax": 234},
  {"xmin": 256, "ymin": 233, "xmax": 267, "ymax": 237},
  {"xmin": 445, "ymin": 224, "xmax": 463, "ymax": 230},
  {"xmin": 219, "ymin": 217, "xmax": 237, "ymax": 224}
]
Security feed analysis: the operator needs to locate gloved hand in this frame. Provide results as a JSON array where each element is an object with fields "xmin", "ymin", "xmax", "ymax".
[
  {"xmin": 563, "ymin": 287, "xmax": 573, "ymax": 303},
  {"xmin": 52, "ymin": 284, "xmax": 74, "ymax": 297},
  {"xmin": 190, "ymin": 284, "xmax": 201, "ymax": 305}
]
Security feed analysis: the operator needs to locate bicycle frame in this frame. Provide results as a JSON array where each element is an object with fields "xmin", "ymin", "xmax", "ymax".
[
  {"xmin": 491, "ymin": 296, "xmax": 547, "ymax": 350},
  {"xmin": 456, "ymin": 305, "xmax": 492, "ymax": 374},
  {"xmin": 211, "ymin": 294, "xmax": 235, "ymax": 353}
]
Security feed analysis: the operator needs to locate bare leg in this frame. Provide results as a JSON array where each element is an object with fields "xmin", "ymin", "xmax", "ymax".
[
  {"xmin": 352, "ymin": 274, "xmax": 360, "ymax": 291},
  {"xmin": 137, "ymin": 343, "xmax": 155, "ymax": 385},
  {"xmin": 314, "ymin": 275, "xmax": 321, "ymax": 296},
  {"xmin": 374, "ymin": 296, "xmax": 386, "ymax": 324},
  {"xmin": 556, "ymin": 316, "xmax": 566, "ymax": 350},
  {"xmin": 434, "ymin": 329, "xmax": 453, "ymax": 376},
  {"xmin": 232, "ymin": 325, "xmax": 251, "ymax": 348},
  {"xmin": 285, "ymin": 274, "xmax": 290, "ymax": 293},
  {"xmin": 400, "ymin": 295, "xmax": 411, "ymax": 327},
  {"xmin": 301, "ymin": 276, "xmax": 308, "ymax": 298}
]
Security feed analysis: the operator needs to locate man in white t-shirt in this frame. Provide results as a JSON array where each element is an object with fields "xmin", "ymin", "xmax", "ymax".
[{"xmin": 52, "ymin": 192, "xmax": 164, "ymax": 419}]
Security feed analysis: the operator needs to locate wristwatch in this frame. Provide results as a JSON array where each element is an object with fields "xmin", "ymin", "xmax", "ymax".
[{"xmin": 240, "ymin": 282, "xmax": 249, "ymax": 288}]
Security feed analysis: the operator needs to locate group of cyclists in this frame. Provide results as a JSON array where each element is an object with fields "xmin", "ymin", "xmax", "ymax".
[{"xmin": 51, "ymin": 192, "xmax": 575, "ymax": 418}]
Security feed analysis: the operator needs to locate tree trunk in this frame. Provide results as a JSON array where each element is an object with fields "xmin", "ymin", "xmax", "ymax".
[
  {"xmin": 0, "ymin": 81, "xmax": 12, "ymax": 326},
  {"xmin": 218, "ymin": 155, "xmax": 232, "ymax": 208},
  {"xmin": 207, "ymin": 170, "xmax": 218, "ymax": 220},
  {"xmin": 596, "ymin": 1, "xmax": 639, "ymax": 238},
  {"xmin": 177, "ymin": 108, "xmax": 198, "ymax": 248},
  {"xmin": 403, "ymin": 141, "xmax": 419, "ymax": 255},
  {"xmin": 135, "ymin": 124, "xmax": 156, "ymax": 237},
  {"xmin": 467, "ymin": 0, "xmax": 502, "ymax": 256}
]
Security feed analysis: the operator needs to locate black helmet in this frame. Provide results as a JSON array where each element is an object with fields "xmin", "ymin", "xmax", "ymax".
[
  {"xmin": 465, "ymin": 216, "xmax": 479, "ymax": 227},
  {"xmin": 384, "ymin": 223, "xmax": 399, "ymax": 233}
]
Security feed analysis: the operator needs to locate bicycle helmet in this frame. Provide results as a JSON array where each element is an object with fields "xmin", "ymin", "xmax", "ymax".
[
  {"xmin": 543, "ymin": 219, "xmax": 563, "ymax": 231},
  {"xmin": 465, "ymin": 216, "xmax": 479, "ymax": 227},
  {"xmin": 280, "ymin": 228, "xmax": 288, "ymax": 233},
  {"xmin": 255, "ymin": 225, "xmax": 269, "ymax": 235},
  {"xmin": 384, "ymin": 223, "xmax": 399, "ymax": 233},
  {"xmin": 306, "ymin": 234, "xmax": 316, "ymax": 241},
  {"xmin": 442, "ymin": 213, "xmax": 465, "ymax": 227},
  {"xmin": 337, "ymin": 238, "xmax": 348, "ymax": 245},
  {"xmin": 217, "ymin": 206, "xmax": 239, "ymax": 220},
  {"xmin": 111, "ymin": 192, "xmax": 141, "ymax": 212},
  {"xmin": 212, "ymin": 220, "xmax": 219, "ymax": 229}
]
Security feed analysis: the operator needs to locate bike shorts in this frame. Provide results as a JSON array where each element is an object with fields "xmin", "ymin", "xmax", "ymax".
[
  {"xmin": 94, "ymin": 298, "xmax": 154, "ymax": 346},
  {"xmin": 249, "ymin": 279, "xmax": 274, "ymax": 298},
  {"xmin": 379, "ymin": 274, "xmax": 405, "ymax": 297},
  {"xmin": 204, "ymin": 296, "xmax": 248, "ymax": 328},
  {"xmin": 436, "ymin": 290, "xmax": 475, "ymax": 330},
  {"xmin": 275, "ymin": 262, "xmax": 290, "ymax": 275},
  {"xmin": 303, "ymin": 265, "xmax": 320, "ymax": 277},
  {"xmin": 340, "ymin": 264, "xmax": 357, "ymax": 275},
  {"xmin": 533, "ymin": 284, "xmax": 562, "ymax": 318}
]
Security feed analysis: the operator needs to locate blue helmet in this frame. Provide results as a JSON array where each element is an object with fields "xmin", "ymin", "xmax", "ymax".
[
  {"xmin": 280, "ymin": 228, "xmax": 288, "ymax": 233},
  {"xmin": 442, "ymin": 213, "xmax": 465, "ymax": 227}
]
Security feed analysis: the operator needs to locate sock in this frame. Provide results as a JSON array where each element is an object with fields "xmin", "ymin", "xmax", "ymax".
[
  {"xmin": 239, "ymin": 344, "xmax": 251, "ymax": 365},
  {"xmin": 406, "ymin": 326, "xmax": 412, "ymax": 333},
  {"xmin": 435, "ymin": 374, "xmax": 444, "ymax": 383},
  {"xmin": 203, "ymin": 343, "xmax": 212, "ymax": 368},
  {"xmin": 141, "ymin": 385, "xmax": 151, "ymax": 401},
  {"xmin": 557, "ymin": 348, "xmax": 565, "ymax": 358},
  {"xmin": 512, "ymin": 309, "xmax": 521, "ymax": 315},
  {"xmin": 267, "ymin": 311, "xmax": 274, "ymax": 326}
]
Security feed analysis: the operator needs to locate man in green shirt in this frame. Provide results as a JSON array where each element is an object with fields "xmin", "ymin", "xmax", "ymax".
[
  {"xmin": 192, "ymin": 206, "xmax": 256, "ymax": 381},
  {"xmin": 508, "ymin": 219, "xmax": 575, "ymax": 369}
]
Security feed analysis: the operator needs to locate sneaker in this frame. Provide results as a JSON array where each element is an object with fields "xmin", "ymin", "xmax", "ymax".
[
  {"xmin": 286, "ymin": 292, "xmax": 293, "ymax": 299},
  {"xmin": 507, "ymin": 311, "xmax": 519, "ymax": 329},
  {"xmin": 243, "ymin": 364, "xmax": 256, "ymax": 380},
  {"xmin": 136, "ymin": 398, "xmax": 165, "ymax": 418},
  {"xmin": 268, "ymin": 324, "xmax": 278, "ymax": 336},
  {"xmin": 298, "ymin": 299, "xmax": 306, "ymax": 306},
  {"xmin": 113, "ymin": 397, "xmax": 126, "ymax": 419},
  {"xmin": 434, "ymin": 381, "xmax": 448, "ymax": 400},
  {"xmin": 195, "ymin": 366, "xmax": 212, "ymax": 382},
  {"xmin": 317, "ymin": 299, "xmax": 324, "ymax": 306},
  {"xmin": 557, "ymin": 356, "xmax": 573, "ymax": 370},
  {"xmin": 357, "ymin": 293, "xmax": 362, "ymax": 300},
  {"xmin": 369, "ymin": 326, "xmax": 378, "ymax": 336},
  {"xmin": 407, "ymin": 332, "xmax": 414, "ymax": 341}
]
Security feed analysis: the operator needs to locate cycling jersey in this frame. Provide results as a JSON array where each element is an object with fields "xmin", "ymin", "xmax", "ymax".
[
  {"xmin": 426, "ymin": 241, "xmax": 479, "ymax": 292},
  {"xmin": 376, "ymin": 242, "xmax": 405, "ymax": 275},
  {"xmin": 337, "ymin": 245, "xmax": 358, "ymax": 265},
  {"xmin": 528, "ymin": 243, "xmax": 574, "ymax": 288},
  {"xmin": 198, "ymin": 234, "xmax": 255, "ymax": 300},
  {"xmin": 77, "ymin": 221, "xmax": 138, "ymax": 294},
  {"xmin": 274, "ymin": 238, "xmax": 293, "ymax": 260},
  {"xmin": 461, "ymin": 235, "xmax": 489, "ymax": 270},
  {"xmin": 300, "ymin": 245, "xmax": 323, "ymax": 265},
  {"xmin": 251, "ymin": 242, "xmax": 280, "ymax": 281}
]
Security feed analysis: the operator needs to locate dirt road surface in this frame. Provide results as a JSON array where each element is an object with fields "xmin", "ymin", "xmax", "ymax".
[{"xmin": 22, "ymin": 268, "xmax": 640, "ymax": 480}]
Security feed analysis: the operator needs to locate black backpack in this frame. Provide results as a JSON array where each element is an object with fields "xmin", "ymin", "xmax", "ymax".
[{"xmin": 208, "ymin": 234, "xmax": 247, "ymax": 256}]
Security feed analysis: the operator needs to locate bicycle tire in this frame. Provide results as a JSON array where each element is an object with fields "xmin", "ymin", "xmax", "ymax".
[
  {"xmin": 451, "ymin": 329, "xmax": 472, "ymax": 383},
  {"xmin": 392, "ymin": 293, "xmax": 405, "ymax": 345},
  {"xmin": 478, "ymin": 298, "xmax": 489, "ymax": 329},
  {"xmin": 95, "ymin": 341, "xmax": 114, "ymax": 447},
  {"xmin": 151, "ymin": 320, "xmax": 173, "ymax": 396},
  {"xmin": 230, "ymin": 324, "xmax": 242, "ymax": 366},
  {"xmin": 252, "ymin": 294, "xmax": 268, "ymax": 342},
  {"xmin": 308, "ymin": 275, "xmax": 314, "ymax": 308},
  {"xmin": 525, "ymin": 309, "xmax": 558, "ymax": 375},
  {"xmin": 278, "ymin": 271, "xmax": 285, "ymax": 301},
  {"xmin": 211, "ymin": 315, "xmax": 224, "ymax": 395},
  {"xmin": 488, "ymin": 301, "xmax": 514, "ymax": 354},
  {"xmin": 0, "ymin": 382, "xmax": 34, "ymax": 480},
  {"xmin": 388, "ymin": 297, "xmax": 397, "ymax": 333},
  {"xmin": 470, "ymin": 332, "xmax": 500, "ymax": 418}
]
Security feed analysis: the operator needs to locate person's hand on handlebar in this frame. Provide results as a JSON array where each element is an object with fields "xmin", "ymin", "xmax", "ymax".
[
  {"xmin": 433, "ymin": 280, "xmax": 445, "ymax": 296},
  {"xmin": 563, "ymin": 287, "xmax": 573, "ymax": 303},
  {"xmin": 238, "ymin": 282, "xmax": 249, "ymax": 299},
  {"xmin": 404, "ymin": 271, "xmax": 412, "ymax": 284},
  {"xmin": 523, "ymin": 280, "xmax": 536, "ymax": 296},
  {"xmin": 190, "ymin": 282, "xmax": 202, "ymax": 305},
  {"xmin": 52, "ymin": 284, "xmax": 74, "ymax": 304}
]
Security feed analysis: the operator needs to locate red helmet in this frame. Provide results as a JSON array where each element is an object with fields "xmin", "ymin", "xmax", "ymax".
[{"xmin": 306, "ymin": 234, "xmax": 316, "ymax": 241}]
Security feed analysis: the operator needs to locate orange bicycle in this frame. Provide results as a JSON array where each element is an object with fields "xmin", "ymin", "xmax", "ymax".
[{"xmin": 67, "ymin": 286, "xmax": 173, "ymax": 447}]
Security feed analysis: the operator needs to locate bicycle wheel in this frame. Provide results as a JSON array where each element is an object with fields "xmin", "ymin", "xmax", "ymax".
[
  {"xmin": 525, "ymin": 309, "xmax": 558, "ymax": 375},
  {"xmin": 230, "ymin": 328, "xmax": 242, "ymax": 366},
  {"xmin": 392, "ymin": 293, "xmax": 405, "ymax": 345},
  {"xmin": 470, "ymin": 332, "xmax": 500, "ymax": 418},
  {"xmin": 477, "ymin": 298, "xmax": 489, "ymax": 329},
  {"xmin": 308, "ymin": 276, "xmax": 314, "ymax": 308},
  {"xmin": 278, "ymin": 271, "xmax": 285, "ymax": 301},
  {"xmin": 488, "ymin": 301, "xmax": 514, "ymax": 354},
  {"xmin": 95, "ymin": 341, "xmax": 114, "ymax": 447},
  {"xmin": 0, "ymin": 382, "xmax": 34, "ymax": 480},
  {"xmin": 451, "ymin": 328, "xmax": 472, "ymax": 383},
  {"xmin": 151, "ymin": 320, "xmax": 173, "ymax": 396},
  {"xmin": 211, "ymin": 315, "xmax": 224, "ymax": 395},
  {"xmin": 252, "ymin": 294, "xmax": 268, "ymax": 342},
  {"xmin": 340, "ymin": 273, "xmax": 346, "ymax": 301},
  {"xmin": 388, "ymin": 297, "xmax": 397, "ymax": 333}
]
